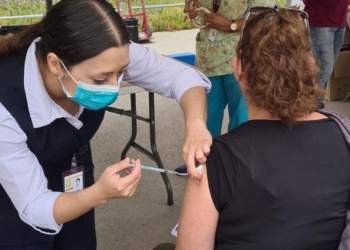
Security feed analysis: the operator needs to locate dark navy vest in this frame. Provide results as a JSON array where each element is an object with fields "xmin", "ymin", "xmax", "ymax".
[{"xmin": 0, "ymin": 52, "xmax": 105, "ymax": 246}]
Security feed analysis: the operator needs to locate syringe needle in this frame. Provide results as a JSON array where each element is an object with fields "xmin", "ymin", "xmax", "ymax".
[{"xmin": 127, "ymin": 164, "xmax": 178, "ymax": 175}]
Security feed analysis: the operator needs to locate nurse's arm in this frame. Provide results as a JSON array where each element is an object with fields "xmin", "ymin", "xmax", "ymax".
[
  {"xmin": 179, "ymin": 86, "xmax": 212, "ymax": 180},
  {"xmin": 0, "ymin": 103, "xmax": 62, "ymax": 234},
  {"xmin": 124, "ymin": 42, "xmax": 212, "ymax": 180}
]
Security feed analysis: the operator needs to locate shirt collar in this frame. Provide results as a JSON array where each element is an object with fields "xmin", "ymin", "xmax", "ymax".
[{"xmin": 24, "ymin": 38, "xmax": 84, "ymax": 129}]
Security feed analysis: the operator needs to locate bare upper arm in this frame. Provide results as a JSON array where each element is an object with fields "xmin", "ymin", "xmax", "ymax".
[{"xmin": 177, "ymin": 165, "xmax": 219, "ymax": 250}]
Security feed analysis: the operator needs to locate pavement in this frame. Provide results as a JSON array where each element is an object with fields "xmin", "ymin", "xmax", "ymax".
[{"xmin": 92, "ymin": 28, "xmax": 350, "ymax": 250}]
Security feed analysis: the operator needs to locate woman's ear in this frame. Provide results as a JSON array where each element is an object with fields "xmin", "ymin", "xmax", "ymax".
[
  {"xmin": 47, "ymin": 52, "xmax": 62, "ymax": 76},
  {"xmin": 233, "ymin": 56, "xmax": 243, "ymax": 82},
  {"xmin": 233, "ymin": 56, "xmax": 248, "ymax": 93}
]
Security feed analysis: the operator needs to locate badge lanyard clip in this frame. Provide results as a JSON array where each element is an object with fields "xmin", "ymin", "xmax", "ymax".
[
  {"xmin": 71, "ymin": 144, "xmax": 88, "ymax": 170},
  {"xmin": 71, "ymin": 153, "xmax": 78, "ymax": 170},
  {"xmin": 63, "ymin": 144, "xmax": 88, "ymax": 192}
]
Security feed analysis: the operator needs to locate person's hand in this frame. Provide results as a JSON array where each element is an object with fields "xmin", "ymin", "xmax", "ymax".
[
  {"xmin": 184, "ymin": 0, "xmax": 201, "ymax": 19},
  {"xmin": 183, "ymin": 0, "xmax": 192, "ymax": 13},
  {"xmin": 184, "ymin": 0, "xmax": 200, "ymax": 13},
  {"xmin": 182, "ymin": 118, "xmax": 212, "ymax": 182},
  {"xmin": 203, "ymin": 13, "xmax": 232, "ymax": 31},
  {"xmin": 95, "ymin": 157, "xmax": 141, "ymax": 201}
]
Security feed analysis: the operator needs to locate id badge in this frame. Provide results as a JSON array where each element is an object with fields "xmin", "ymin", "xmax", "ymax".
[
  {"xmin": 208, "ymin": 29, "xmax": 217, "ymax": 42},
  {"xmin": 62, "ymin": 166, "xmax": 84, "ymax": 192}
]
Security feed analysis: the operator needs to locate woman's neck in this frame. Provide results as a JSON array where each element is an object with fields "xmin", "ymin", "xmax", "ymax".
[
  {"xmin": 248, "ymin": 104, "xmax": 279, "ymax": 120},
  {"xmin": 247, "ymin": 104, "xmax": 327, "ymax": 121}
]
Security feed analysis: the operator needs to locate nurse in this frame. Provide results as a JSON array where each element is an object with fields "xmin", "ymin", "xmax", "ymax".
[{"xmin": 0, "ymin": 0, "xmax": 211, "ymax": 249}]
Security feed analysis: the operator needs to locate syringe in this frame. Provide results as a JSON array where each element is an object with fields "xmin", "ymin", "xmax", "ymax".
[{"xmin": 128, "ymin": 164, "xmax": 178, "ymax": 175}]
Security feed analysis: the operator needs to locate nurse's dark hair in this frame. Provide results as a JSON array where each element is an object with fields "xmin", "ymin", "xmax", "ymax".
[{"xmin": 0, "ymin": 0, "xmax": 130, "ymax": 67}]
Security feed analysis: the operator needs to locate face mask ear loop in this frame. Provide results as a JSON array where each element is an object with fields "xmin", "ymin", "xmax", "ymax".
[
  {"xmin": 57, "ymin": 75, "xmax": 73, "ymax": 98},
  {"xmin": 59, "ymin": 60, "xmax": 78, "ymax": 84},
  {"xmin": 118, "ymin": 72, "xmax": 124, "ymax": 86}
]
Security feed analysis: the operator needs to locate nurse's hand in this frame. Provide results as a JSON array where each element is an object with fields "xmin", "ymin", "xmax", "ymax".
[
  {"xmin": 96, "ymin": 157, "xmax": 141, "ymax": 200},
  {"xmin": 54, "ymin": 157, "xmax": 141, "ymax": 224},
  {"xmin": 182, "ymin": 118, "xmax": 212, "ymax": 182}
]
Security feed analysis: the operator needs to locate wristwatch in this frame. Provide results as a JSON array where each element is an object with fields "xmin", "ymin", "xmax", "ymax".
[{"xmin": 230, "ymin": 21, "xmax": 237, "ymax": 31}]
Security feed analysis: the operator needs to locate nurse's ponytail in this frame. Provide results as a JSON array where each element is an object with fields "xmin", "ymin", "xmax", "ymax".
[{"xmin": 0, "ymin": 22, "xmax": 43, "ymax": 59}]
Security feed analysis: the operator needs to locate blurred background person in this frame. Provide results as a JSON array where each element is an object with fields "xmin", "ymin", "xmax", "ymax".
[{"xmin": 303, "ymin": 0, "xmax": 348, "ymax": 109}]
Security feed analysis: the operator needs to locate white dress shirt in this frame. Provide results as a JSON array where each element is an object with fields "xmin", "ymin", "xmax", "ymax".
[{"xmin": 0, "ymin": 39, "xmax": 211, "ymax": 234}]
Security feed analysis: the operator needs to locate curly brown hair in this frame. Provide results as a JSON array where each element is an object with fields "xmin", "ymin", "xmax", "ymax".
[{"xmin": 235, "ymin": 9, "xmax": 324, "ymax": 126}]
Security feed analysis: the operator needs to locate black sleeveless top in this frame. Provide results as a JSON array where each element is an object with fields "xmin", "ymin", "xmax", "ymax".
[
  {"xmin": 207, "ymin": 119, "xmax": 350, "ymax": 250},
  {"xmin": 0, "ymin": 52, "xmax": 105, "ymax": 246}
]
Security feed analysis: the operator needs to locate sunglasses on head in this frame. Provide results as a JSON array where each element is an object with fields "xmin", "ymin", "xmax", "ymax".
[{"xmin": 240, "ymin": 4, "xmax": 309, "ymax": 70}]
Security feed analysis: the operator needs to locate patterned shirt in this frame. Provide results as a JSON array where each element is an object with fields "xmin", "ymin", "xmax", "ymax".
[{"xmin": 195, "ymin": 0, "xmax": 277, "ymax": 76}]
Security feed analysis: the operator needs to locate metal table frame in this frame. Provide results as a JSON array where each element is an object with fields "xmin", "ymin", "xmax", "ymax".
[{"xmin": 106, "ymin": 92, "xmax": 174, "ymax": 206}]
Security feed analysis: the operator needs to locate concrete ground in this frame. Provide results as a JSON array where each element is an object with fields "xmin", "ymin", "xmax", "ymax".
[{"xmin": 92, "ymin": 28, "xmax": 350, "ymax": 250}]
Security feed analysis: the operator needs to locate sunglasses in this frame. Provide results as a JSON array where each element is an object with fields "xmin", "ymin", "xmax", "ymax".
[{"xmin": 240, "ymin": 4, "xmax": 309, "ymax": 70}]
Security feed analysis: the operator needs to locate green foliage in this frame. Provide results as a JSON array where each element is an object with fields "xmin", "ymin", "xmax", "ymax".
[
  {"xmin": 0, "ymin": 0, "xmax": 191, "ymax": 31},
  {"xmin": 276, "ymin": 0, "xmax": 286, "ymax": 7},
  {"xmin": 141, "ymin": 8, "xmax": 194, "ymax": 32},
  {"xmin": 0, "ymin": 0, "xmax": 286, "ymax": 30},
  {"xmin": 0, "ymin": 0, "xmax": 60, "ymax": 26}
]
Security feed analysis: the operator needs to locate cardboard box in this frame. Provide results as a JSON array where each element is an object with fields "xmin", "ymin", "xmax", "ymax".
[
  {"xmin": 324, "ymin": 13, "xmax": 350, "ymax": 101},
  {"xmin": 325, "ymin": 76, "xmax": 350, "ymax": 101},
  {"xmin": 324, "ymin": 49, "xmax": 350, "ymax": 101},
  {"xmin": 344, "ymin": 14, "xmax": 350, "ymax": 46},
  {"xmin": 344, "ymin": 26, "xmax": 350, "ymax": 46}
]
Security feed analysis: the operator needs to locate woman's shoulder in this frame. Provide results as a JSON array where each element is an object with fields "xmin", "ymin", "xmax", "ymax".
[
  {"xmin": 0, "ymin": 52, "xmax": 26, "ymax": 81},
  {"xmin": 0, "ymin": 52, "xmax": 26, "ymax": 75},
  {"xmin": 0, "ymin": 51, "xmax": 26, "ymax": 64},
  {"xmin": 0, "ymin": 53, "xmax": 27, "ymax": 111},
  {"xmin": 214, "ymin": 120, "xmax": 265, "ymax": 141}
]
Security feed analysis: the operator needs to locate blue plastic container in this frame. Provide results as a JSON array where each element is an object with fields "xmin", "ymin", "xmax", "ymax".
[{"xmin": 167, "ymin": 52, "xmax": 196, "ymax": 66}]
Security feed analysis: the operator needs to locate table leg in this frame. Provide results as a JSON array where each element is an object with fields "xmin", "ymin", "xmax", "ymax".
[
  {"xmin": 121, "ymin": 94, "xmax": 137, "ymax": 159},
  {"xmin": 148, "ymin": 93, "xmax": 174, "ymax": 206},
  {"xmin": 116, "ymin": 93, "xmax": 174, "ymax": 206}
]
